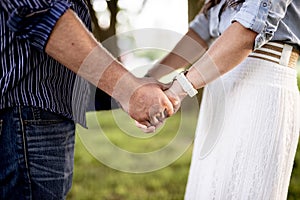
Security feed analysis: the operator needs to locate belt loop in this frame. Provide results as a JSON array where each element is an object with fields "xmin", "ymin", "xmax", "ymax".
[{"xmin": 279, "ymin": 44, "xmax": 293, "ymax": 67}]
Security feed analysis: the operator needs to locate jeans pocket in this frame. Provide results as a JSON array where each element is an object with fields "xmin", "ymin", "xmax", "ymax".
[
  {"xmin": 23, "ymin": 108, "xmax": 72, "ymax": 126},
  {"xmin": 24, "ymin": 119, "xmax": 65, "ymax": 125},
  {"xmin": 21, "ymin": 118, "xmax": 75, "ymax": 199}
]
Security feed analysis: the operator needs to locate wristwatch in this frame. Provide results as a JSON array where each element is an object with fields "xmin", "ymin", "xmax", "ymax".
[{"xmin": 174, "ymin": 71, "xmax": 198, "ymax": 97}]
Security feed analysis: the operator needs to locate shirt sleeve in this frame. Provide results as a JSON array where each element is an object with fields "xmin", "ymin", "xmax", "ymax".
[
  {"xmin": 0, "ymin": 0, "xmax": 72, "ymax": 51},
  {"xmin": 232, "ymin": 0, "xmax": 293, "ymax": 49},
  {"xmin": 189, "ymin": 13, "xmax": 211, "ymax": 42}
]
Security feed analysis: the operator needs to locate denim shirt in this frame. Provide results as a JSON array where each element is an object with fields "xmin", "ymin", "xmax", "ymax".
[{"xmin": 190, "ymin": 0, "xmax": 300, "ymax": 50}]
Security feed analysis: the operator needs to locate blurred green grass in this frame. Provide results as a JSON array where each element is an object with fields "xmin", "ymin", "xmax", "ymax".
[
  {"xmin": 68, "ymin": 74, "xmax": 300, "ymax": 200},
  {"xmin": 68, "ymin": 112, "xmax": 192, "ymax": 200}
]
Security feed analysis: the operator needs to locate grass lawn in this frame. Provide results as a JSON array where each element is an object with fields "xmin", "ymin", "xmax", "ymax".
[
  {"xmin": 68, "ymin": 111, "xmax": 193, "ymax": 200},
  {"xmin": 68, "ymin": 113, "xmax": 300, "ymax": 200}
]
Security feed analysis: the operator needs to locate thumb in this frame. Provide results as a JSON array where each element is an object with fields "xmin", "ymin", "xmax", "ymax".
[
  {"xmin": 157, "ymin": 81, "xmax": 172, "ymax": 91},
  {"xmin": 163, "ymin": 95, "xmax": 175, "ymax": 117},
  {"xmin": 164, "ymin": 90, "xmax": 181, "ymax": 113}
]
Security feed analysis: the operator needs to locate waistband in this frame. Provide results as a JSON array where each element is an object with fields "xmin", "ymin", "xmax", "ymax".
[
  {"xmin": 249, "ymin": 42, "xmax": 299, "ymax": 68},
  {"xmin": 221, "ymin": 56, "xmax": 298, "ymax": 91}
]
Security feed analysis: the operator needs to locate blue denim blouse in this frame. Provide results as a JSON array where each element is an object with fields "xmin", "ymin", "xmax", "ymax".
[{"xmin": 190, "ymin": 0, "xmax": 300, "ymax": 50}]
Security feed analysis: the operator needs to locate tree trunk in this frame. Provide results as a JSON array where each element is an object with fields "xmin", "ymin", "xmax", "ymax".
[
  {"xmin": 188, "ymin": 0, "xmax": 205, "ymax": 22},
  {"xmin": 86, "ymin": 0, "xmax": 119, "ymax": 56},
  {"xmin": 86, "ymin": 0, "xmax": 119, "ymax": 111},
  {"xmin": 188, "ymin": 0, "xmax": 205, "ymax": 103}
]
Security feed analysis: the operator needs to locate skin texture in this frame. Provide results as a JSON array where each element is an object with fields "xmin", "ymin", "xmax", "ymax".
[
  {"xmin": 146, "ymin": 28, "xmax": 208, "ymax": 80},
  {"xmin": 165, "ymin": 22, "xmax": 257, "ymax": 106},
  {"xmin": 139, "ymin": 22, "xmax": 257, "ymax": 132},
  {"xmin": 186, "ymin": 22, "xmax": 257, "ymax": 89},
  {"xmin": 170, "ymin": 22, "xmax": 257, "ymax": 114},
  {"xmin": 45, "ymin": 9, "xmax": 174, "ymax": 126}
]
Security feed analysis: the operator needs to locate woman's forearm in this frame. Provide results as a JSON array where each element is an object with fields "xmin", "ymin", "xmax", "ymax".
[
  {"xmin": 186, "ymin": 22, "xmax": 257, "ymax": 89},
  {"xmin": 147, "ymin": 28, "xmax": 208, "ymax": 79}
]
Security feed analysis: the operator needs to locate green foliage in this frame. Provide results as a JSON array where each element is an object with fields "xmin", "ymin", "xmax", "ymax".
[
  {"xmin": 298, "ymin": 73, "xmax": 300, "ymax": 89},
  {"xmin": 289, "ymin": 73, "xmax": 300, "ymax": 199},
  {"xmin": 289, "ymin": 148, "xmax": 300, "ymax": 200},
  {"xmin": 134, "ymin": 49, "xmax": 168, "ymax": 62}
]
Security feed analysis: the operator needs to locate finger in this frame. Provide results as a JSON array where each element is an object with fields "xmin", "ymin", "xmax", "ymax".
[
  {"xmin": 170, "ymin": 98, "xmax": 181, "ymax": 113},
  {"xmin": 136, "ymin": 120, "xmax": 152, "ymax": 128},
  {"xmin": 163, "ymin": 96, "xmax": 175, "ymax": 117},
  {"xmin": 145, "ymin": 121, "xmax": 164, "ymax": 133},
  {"xmin": 142, "ymin": 126, "xmax": 156, "ymax": 133},
  {"xmin": 135, "ymin": 121, "xmax": 156, "ymax": 133},
  {"xmin": 149, "ymin": 112, "xmax": 166, "ymax": 126},
  {"xmin": 156, "ymin": 111, "xmax": 166, "ymax": 122},
  {"xmin": 135, "ymin": 121, "xmax": 148, "ymax": 129},
  {"xmin": 164, "ymin": 90, "xmax": 181, "ymax": 113},
  {"xmin": 158, "ymin": 82, "xmax": 173, "ymax": 91}
]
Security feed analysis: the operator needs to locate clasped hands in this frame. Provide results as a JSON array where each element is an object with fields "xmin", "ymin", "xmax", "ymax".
[{"xmin": 117, "ymin": 76, "xmax": 188, "ymax": 133}]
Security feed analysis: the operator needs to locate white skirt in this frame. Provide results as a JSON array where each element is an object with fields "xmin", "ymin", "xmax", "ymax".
[{"xmin": 184, "ymin": 57, "xmax": 300, "ymax": 200}]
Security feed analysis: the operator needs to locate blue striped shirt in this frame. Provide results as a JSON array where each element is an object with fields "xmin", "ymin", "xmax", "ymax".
[{"xmin": 0, "ymin": 0, "xmax": 91, "ymax": 125}]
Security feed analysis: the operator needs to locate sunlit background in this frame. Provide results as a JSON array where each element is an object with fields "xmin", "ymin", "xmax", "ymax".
[
  {"xmin": 91, "ymin": 0, "xmax": 300, "ymax": 73},
  {"xmin": 92, "ymin": 0, "xmax": 188, "ymax": 74},
  {"xmin": 93, "ymin": 0, "xmax": 188, "ymax": 34}
]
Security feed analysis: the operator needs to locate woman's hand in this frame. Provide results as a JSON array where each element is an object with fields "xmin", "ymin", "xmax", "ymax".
[{"xmin": 164, "ymin": 80, "xmax": 188, "ymax": 113}]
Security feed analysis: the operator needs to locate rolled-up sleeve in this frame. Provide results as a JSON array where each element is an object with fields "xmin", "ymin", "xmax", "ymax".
[
  {"xmin": 0, "ymin": 0, "xmax": 72, "ymax": 51},
  {"xmin": 232, "ymin": 0, "xmax": 292, "ymax": 49},
  {"xmin": 189, "ymin": 13, "xmax": 211, "ymax": 42}
]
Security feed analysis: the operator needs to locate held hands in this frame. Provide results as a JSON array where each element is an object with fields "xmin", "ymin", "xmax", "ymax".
[
  {"xmin": 128, "ymin": 78, "xmax": 174, "ymax": 128},
  {"xmin": 114, "ymin": 76, "xmax": 175, "ymax": 132},
  {"xmin": 135, "ymin": 79, "xmax": 188, "ymax": 133}
]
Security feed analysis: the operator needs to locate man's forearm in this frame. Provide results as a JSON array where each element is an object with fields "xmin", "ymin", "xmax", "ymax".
[
  {"xmin": 45, "ymin": 9, "xmax": 136, "ymax": 97},
  {"xmin": 45, "ymin": 9, "xmax": 174, "ymax": 125}
]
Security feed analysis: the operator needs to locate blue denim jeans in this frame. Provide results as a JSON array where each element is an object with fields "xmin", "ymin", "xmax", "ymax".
[{"xmin": 0, "ymin": 106, "xmax": 76, "ymax": 200}]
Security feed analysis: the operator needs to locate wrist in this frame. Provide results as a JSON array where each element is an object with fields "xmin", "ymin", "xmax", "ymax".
[
  {"xmin": 112, "ymin": 74, "xmax": 141, "ymax": 111},
  {"xmin": 171, "ymin": 80, "xmax": 188, "ymax": 100},
  {"xmin": 174, "ymin": 71, "xmax": 198, "ymax": 97}
]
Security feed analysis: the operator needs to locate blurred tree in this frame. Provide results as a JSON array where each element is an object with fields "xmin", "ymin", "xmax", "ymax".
[
  {"xmin": 188, "ymin": 0, "xmax": 205, "ymax": 22},
  {"xmin": 86, "ymin": 0, "xmax": 118, "ymax": 55},
  {"xmin": 86, "ymin": 0, "xmax": 119, "ymax": 110}
]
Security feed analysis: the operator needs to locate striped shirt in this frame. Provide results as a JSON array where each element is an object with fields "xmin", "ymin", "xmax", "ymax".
[{"xmin": 0, "ymin": 0, "xmax": 91, "ymax": 125}]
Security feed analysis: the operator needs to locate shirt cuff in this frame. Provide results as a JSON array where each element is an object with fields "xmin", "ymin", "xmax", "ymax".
[
  {"xmin": 232, "ymin": 0, "xmax": 271, "ymax": 49},
  {"xmin": 7, "ymin": 1, "xmax": 72, "ymax": 51}
]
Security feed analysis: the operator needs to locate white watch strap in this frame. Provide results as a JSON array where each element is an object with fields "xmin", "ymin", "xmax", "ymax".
[{"xmin": 175, "ymin": 72, "xmax": 198, "ymax": 97}]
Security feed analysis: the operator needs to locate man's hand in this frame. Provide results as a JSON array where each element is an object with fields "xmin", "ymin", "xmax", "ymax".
[
  {"xmin": 129, "ymin": 82, "xmax": 172, "ymax": 127},
  {"xmin": 113, "ymin": 76, "xmax": 174, "ymax": 128},
  {"xmin": 134, "ymin": 79, "xmax": 188, "ymax": 133}
]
